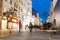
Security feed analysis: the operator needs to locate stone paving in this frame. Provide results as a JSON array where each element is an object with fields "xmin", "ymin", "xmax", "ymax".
[{"xmin": 0, "ymin": 29, "xmax": 60, "ymax": 40}]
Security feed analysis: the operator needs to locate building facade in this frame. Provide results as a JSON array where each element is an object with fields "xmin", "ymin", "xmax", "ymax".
[
  {"xmin": 0, "ymin": 0, "xmax": 3, "ymax": 30},
  {"xmin": 54, "ymin": 0, "xmax": 60, "ymax": 28},
  {"xmin": 48, "ymin": 0, "xmax": 57, "ymax": 29},
  {"xmin": 36, "ymin": 13, "xmax": 40, "ymax": 25},
  {"xmin": 19, "ymin": 0, "xmax": 32, "ymax": 30},
  {"xmin": 0, "ymin": 0, "xmax": 20, "ymax": 30},
  {"xmin": 0, "ymin": 0, "xmax": 14, "ymax": 30},
  {"xmin": 0, "ymin": 0, "xmax": 32, "ymax": 31},
  {"xmin": 48, "ymin": 0, "xmax": 57, "ymax": 23},
  {"xmin": 32, "ymin": 8, "xmax": 40, "ymax": 26}
]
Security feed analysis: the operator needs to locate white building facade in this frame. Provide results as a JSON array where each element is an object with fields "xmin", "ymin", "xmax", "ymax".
[
  {"xmin": 19, "ymin": 0, "xmax": 32, "ymax": 30},
  {"xmin": 48, "ymin": 0, "xmax": 57, "ymax": 23},
  {"xmin": 0, "ymin": 0, "xmax": 20, "ymax": 30},
  {"xmin": 0, "ymin": 0, "xmax": 14, "ymax": 30}
]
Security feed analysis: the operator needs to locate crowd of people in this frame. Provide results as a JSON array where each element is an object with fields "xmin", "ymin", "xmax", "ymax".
[
  {"xmin": 18, "ymin": 21, "xmax": 57, "ymax": 35},
  {"xmin": 18, "ymin": 20, "xmax": 52, "ymax": 32}
]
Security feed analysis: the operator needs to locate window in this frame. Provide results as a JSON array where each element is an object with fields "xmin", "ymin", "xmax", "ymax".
[
  {"xmin": 28, "ymin": 2, "xmax": 30, "ymax": 5},
  {"xmin": 21, "ymin": 1, "xmax": 23, "ymax": 4},
  {"xmin": 19, "ymin": 7, "xmax": 20, "ymax": 10},
  {"xmin": 14, "ymin": 3, "xmax": 18, "ymax": 8},
  {"xmin": 21, "ymin": 8, "xmax": 23, "ymax": 12},
  {"xmin": 5, "ymin": 0, "xmax": 7, "ymax": 1},
  {"xmin": 28, "ymin": 8, "xmax": 29, "ymax": 11},
  {"xmin": 10, "ymin": 0, "xmax": 12, "ymax": 4},
  {"xmin": 14, "ymin": 13, "xmax": 17, "ymax": 16}
]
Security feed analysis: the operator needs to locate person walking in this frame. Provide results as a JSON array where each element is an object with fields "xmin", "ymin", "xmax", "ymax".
[
  {"xmin": 29, "ymin": 22, "xmax": 33, "ymax": 32},
  {"xmin": 19, "ymin": 20, "xmax": 22, "ymax": 32}
]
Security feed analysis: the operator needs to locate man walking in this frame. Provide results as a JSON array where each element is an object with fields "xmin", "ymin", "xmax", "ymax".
[{"xmin": 29, "ymin": 22, "xmax": 33, "ymax": 32}]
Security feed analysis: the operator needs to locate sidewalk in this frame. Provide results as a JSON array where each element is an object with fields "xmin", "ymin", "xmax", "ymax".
[
  {"xmin": 0, "ymin": 29, "xmax": 10, "ymax": 38},
  {"xmin": 0, "ymin": 29, "xmax": 19, "ymax": 38},
  {"xmin": 40, "ymin": 30, "xmax": 60, "ymax": 33}
]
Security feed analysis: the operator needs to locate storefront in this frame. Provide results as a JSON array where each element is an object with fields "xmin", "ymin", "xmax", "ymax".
[
  {"xmin": 12, "ymin": 16, "xmax": 18, "ymax": 29},
  {"xmin": 1, "ymin": 16, "xmax": 7, "ymax": 30},
  {"xmin": 7, "ymin": 14, "xmax": 18, "ymax": 30}
]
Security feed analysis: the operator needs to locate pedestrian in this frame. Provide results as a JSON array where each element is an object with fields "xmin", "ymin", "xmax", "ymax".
[
  {"xmin": 45, "ymin": 22, "xmax": 52, "ymax": 30},
  {"xmin": 25, "ymin": 25, "xmax": 28, "ymax": 30},
  {"xmin": 29, "ymin": 22, "xmax": 33, "ymax": 32},
  {"xmin": 19, "ymin": 20, "xmax": 22, "ymax": 32}
]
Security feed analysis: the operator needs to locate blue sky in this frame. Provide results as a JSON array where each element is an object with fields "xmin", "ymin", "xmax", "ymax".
[{"xmin": 32, "ymin": 0, "xmax": 51, "ymax": 23}]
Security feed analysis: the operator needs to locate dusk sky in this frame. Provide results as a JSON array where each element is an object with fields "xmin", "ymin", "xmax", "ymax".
[{"xmin": 32, "ymin": 0, "xmax": 51, "ymax": 23}]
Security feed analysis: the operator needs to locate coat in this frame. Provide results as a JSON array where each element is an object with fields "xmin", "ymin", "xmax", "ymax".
[{"xmin": 19, "ymin": 21, "xmax": 22, "ymax": 28}]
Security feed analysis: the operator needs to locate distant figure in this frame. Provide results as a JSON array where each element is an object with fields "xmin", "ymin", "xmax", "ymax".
[
  {"xmin": 46, "ymin": 22, "xmax": 52, "ymax": 30},
  {"xmin": 25, "ymin": 25, "xmax": 28, "ymax": 29},
  {"xmin": 25, "ymin": 25, "xmax": 29, "ymax": 31},
  {"xmin": 29, "ymin": 22, "xmax": 33, "ymax": 32},
  {"xmin": 39, "ymin": 24, "xmax": 43, "ymax": 30},
  {"xmin": 43, "ymin": 22, "xmax": 52, "ymax": 30},
  {"xmin": 19, "ymin": 20, "xmax": 22, "ymax": 32}
]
